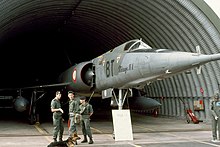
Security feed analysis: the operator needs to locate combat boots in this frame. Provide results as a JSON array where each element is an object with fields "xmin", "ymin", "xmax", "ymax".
[
  {"xmin": 81, "ymin": 135, "xmax": 88, "ymax": 143},
  {"xmin": 59, "ymin": 136, "xmax": 63, "ymax": 142},
  {"xmin": 88, "ymin": 137, "xmax": 94, "ymax": 144},
  {"xmin": 59, "ymin": 138, "xmax": 63, "ymax": 142}
]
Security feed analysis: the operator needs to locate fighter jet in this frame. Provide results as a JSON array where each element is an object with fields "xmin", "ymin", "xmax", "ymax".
[
  {"xmin": 58, "ymin": 39, "xmax": 220, "ymax": 110},
  {"xmin": 3, "ymin": 38, "xmax": 220, "ymax": 124}
]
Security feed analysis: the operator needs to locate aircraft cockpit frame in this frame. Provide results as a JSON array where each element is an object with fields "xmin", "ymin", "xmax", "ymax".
[
  {"xmin": 124, "ymin": 39, "xmax": 174, "ymax": 53},
  {"xmin": 124, "ymin": 39, "xmax": 152, "ymax": 52}
]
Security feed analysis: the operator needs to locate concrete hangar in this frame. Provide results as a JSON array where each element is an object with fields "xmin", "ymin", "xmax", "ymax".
[{"xmin": 0, "ymin": 0, "xmax": 220, "ymax": 123}]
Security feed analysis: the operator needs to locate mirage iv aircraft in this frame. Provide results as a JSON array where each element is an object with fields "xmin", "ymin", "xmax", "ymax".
[
  {"xmin": 58, "ymin": 39, "xmax": 220, "ymax": 110},
  {"xmin": 8, "ymin": 38, "xmax": 220, "ymax": 124}
]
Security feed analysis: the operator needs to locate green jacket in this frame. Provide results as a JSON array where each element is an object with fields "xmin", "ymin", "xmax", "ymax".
[
  {"xmin": 51, "ymin": 98, "xmax": 62, "ymax": 117},
  {"xmin": 79, "ymin": 103, "xmax": 93, "ymax": 119},
  {"xmin": 69, "ymin": 99, "xmax": 80, "ymax": 117}
]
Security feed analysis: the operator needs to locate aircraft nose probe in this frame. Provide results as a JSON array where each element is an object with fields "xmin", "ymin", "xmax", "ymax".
[
  {"xmin": 190, "ymin": 53, "xmax": 220, "ymax": 68},
  {"xmin": 210, "ymin": 53, "xmax": 220, "ymax": 61},
  {"xmin": 185, "ymin": 53, "xmax": 220, "ymax": 74},
  {"xmin": 192, "ymin": 46, "xmax": 220, "ymax": 63}
]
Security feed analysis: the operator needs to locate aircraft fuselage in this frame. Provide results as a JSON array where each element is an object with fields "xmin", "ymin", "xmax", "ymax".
[{"xmin": 59, "ymin": 39, "xmax": 220, "ymax": 93}]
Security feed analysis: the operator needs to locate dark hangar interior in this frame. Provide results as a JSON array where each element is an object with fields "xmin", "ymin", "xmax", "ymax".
[{"xmin": 0, "ymin": 0, "xmax": 220, "ymax": 123}]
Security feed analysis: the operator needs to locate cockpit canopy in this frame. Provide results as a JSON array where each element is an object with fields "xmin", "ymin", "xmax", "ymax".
[
  {"xmin": 125, "ymin": 39, "xmax": 172, "ymax": 53},
  {"xmin": 124, "ymin": 39, "xmax": 152, "ymax": 52},
  {"xmin": 108, "ymin": 39, "xmax": 173, "ymax": 54}
]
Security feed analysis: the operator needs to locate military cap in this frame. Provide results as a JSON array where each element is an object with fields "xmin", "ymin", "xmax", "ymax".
[
  {"xmin": 68, "ymin": 91, "xmax": 74, "ymax": 94},
  {"xmin": 80, "ymin": 96, "xmax": 86, "ymax": 100}
]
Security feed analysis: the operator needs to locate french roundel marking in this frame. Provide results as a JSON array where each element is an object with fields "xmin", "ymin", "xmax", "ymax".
[{"xmin": 72, "ymin": 68, "xmax": 77, "ymax": 83}]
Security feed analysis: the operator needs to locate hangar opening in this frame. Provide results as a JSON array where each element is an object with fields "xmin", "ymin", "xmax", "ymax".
[{"xmin": 0, "ymin": 0, "xmax": 220, "ymax": 123}]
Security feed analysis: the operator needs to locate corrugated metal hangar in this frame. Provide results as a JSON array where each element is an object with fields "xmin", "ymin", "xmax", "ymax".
[{"xmin": 0, "ymin": 0, "xmax": 220, "ymax": 123}]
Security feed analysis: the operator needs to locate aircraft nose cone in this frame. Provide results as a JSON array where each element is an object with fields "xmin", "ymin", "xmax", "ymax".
[
  {"xmin": 210, "ymin": 54, "xmax": 220, "ymax": 61},
  {"xmin": 168, "ymin": 52, "xmax": 220, "ymax": 73},
  {"xmin": 189, "ymin": 53, "xmax": 220, "ymax": 66}
]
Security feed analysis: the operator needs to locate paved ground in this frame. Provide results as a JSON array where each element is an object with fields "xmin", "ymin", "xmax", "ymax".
[{"xmin": 0, "ymin": 110, "xmax": 219, "ymax": 147}]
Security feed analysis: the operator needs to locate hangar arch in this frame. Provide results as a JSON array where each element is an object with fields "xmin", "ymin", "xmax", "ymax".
[{"xmin": 0, "ymin": 0, "xmax": 220, "ymax": 122}]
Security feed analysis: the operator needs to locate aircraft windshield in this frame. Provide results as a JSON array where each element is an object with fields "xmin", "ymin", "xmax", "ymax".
[
  {"xmin": 124, "ymin": 40, "xmax": 152, "ymax": 52},
  {"xmin": 130, "ymin": 48, "xmax": 173, "ymax": 53}
]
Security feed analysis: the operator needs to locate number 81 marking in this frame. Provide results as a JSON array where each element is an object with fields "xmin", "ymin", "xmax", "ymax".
[{"xmin": 106, "ymin": 59, "xmax": 115, "ymax": 77}]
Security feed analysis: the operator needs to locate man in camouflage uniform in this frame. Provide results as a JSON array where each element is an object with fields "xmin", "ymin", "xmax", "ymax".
[
  {"xmin": 210, "ymin": 92, "xmax": 220, "ymax": 142},
  {"xmin": 50, "ymin": 91, "xmax": 64, "ymax": 142},
  {"xmin": 79, "ymin": 96, "xmax": 94, "ymax": 144},
  {"xmin": 68, "ymin": 91, "xmax": 80, "ymax": 136}
]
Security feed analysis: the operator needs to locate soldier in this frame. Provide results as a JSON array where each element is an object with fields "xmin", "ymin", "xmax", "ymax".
[
  {"xmin": 50, "ymin": 91, "xmax": 64, "ymax": 142},
  {"xmin": 79, "ymin": 96, "xmax": 94, "ymax": 144},
  {"xmin": 68, "ymin": 91, "xmax": 80, "ymax": 136},
  {"xmin": 210, "ymin": 92, "xmax": 220, "ymax": 142}
]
